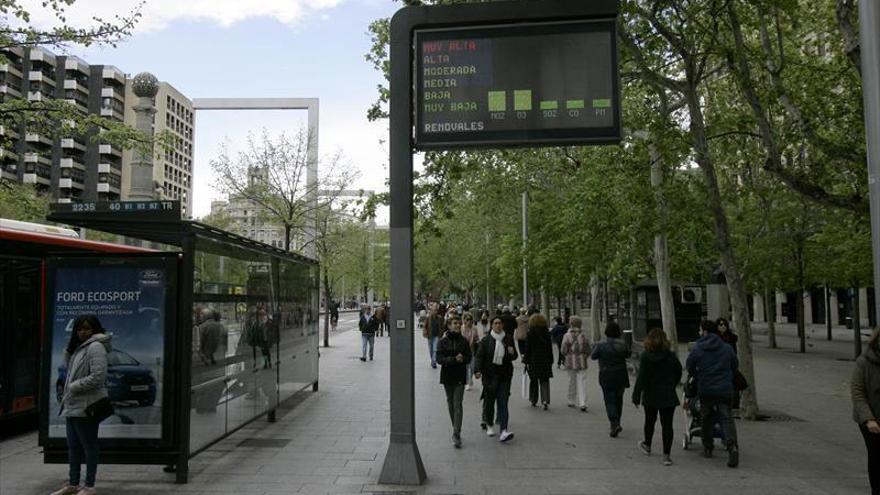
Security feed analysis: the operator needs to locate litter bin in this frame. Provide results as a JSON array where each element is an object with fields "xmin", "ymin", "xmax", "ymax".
[
  {"xmin": 623, "ymin": 329, "xmax": 633, "ymax": 352},
  {"xmin": 845, "ymin": 317, "xmax": 853, "ymax": 329}
]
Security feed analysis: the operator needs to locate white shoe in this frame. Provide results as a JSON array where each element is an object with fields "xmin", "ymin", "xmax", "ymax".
[
  {"xmin": 499, "ymin": 430, "xmax": 514, "ymax": 442},
  {"xmin": 486, "ymin": 426, "xmax": 496, "ymax": 437},
  {"xmin": 50, "ymin": 484, "xmax": 80, "ymax": 495}
]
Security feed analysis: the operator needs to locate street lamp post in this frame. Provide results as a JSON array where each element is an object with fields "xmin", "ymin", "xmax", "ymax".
[{"xmin": 860, "ymin": 0, "xmax": 880, "ymax": 329}]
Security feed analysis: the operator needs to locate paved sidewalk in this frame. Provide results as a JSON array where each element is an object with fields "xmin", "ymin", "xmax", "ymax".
[{"xmin": 0, "ymin": 318, "xmax": 871, "ymax": 494}]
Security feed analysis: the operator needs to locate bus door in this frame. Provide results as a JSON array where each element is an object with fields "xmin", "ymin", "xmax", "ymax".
[{"xmin": 0, "ymin": 257, "xmax": 41, "ymax": 419}]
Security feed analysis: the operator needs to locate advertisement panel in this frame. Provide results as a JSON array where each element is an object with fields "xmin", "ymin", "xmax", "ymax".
[{"xmin": 46, "ymin": 255, "xmax": 175, "ymax": 440}]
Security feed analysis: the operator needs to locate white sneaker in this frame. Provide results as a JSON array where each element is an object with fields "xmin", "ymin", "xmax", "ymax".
[
  {"xmin": 499, "ymin": 430, "xmax": 514, "ymax": 442},
  {"xmin": 50, "ymin": 484, "xmax": 80, "ymax": 495},
  {"xmin": 486, "ymin": 425, "xmax": 496, "ymax": 437}
]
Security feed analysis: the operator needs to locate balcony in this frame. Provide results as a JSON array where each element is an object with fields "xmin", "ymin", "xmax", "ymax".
[
  {"xmin": 99, "ymin": 143, "xmax": 122, "ymax": 157},
  {"xmin": 59, "ymin": 178, "xmax": 84, "ymax": 190},
  {"xmin": 0, "ymin": 148, "xmax": 19, "ymax": 161},
  {"xmin": 101, "ymin": 86, "xmax": 124, "ymax": 101},
  {"xmin": 0, "ymin": 84, "xmax": 21, "ymax": 98},
  {"xmin": 63, "ymin": 98, "xmax": 88, "ymax": 112},
  {"xmin": 100, "ymin": 106, "xmax": 124, "ymax": 120},
  {"xmin": 63, "ymin": 79, "xmax": 88, "ymax": 94},
  {"xmin": 24, "ymin": 152, "xmax": 51, "ymax": 166},
  {"xmin": 60, "ymin": 157, "xmax": 85, "ymax": 170},
  {"xmin": 25, "ymin": 133, "xmax": 52, "ymax": 146},
  {"xmin": 64, "ymin": 57, "xmax": 89, "ymax": 73},
  {"xmin": 0, "ymin": 125, "xmax": 20, "ymax": 139},
  {"xmin": 23, "ymin": 173, "xmax": 50, "ymax": 186},
  {"xmin": 61, "ymin": 138, "xmax": 87, "ymax": 152},
  {"xmin": 27, "ymin": 91, "xmax": 42, "ymax": 102},
  {"xmin": 0, "ymin": 63, "xmax": 23, "ymax": 77},
  {"xmin": 96, "ymin": 182, "xmax": 120, "ymax": 194},
  {"xmin": 28, "ymin": 71, "xmax": 55, "ymax": 86},
  {"xmin": 56, "ymin": 197, "xmax": 72, "ymax": 203},
  {"xmin": 29, "ymin": 49, "xmax": 55, "ymax": 65},
  {"xmin": 102, "ymin": 67, "xmax": 125, "ymax": 85}
]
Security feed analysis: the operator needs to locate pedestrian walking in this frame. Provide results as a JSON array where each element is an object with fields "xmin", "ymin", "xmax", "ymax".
[
  {"xmin": 550, "ymin": 316, "xmax": 568, "ymax": 368},
  {"xmin": 561, "ymin": 316, "xmax": 590, "ymax": 412},
  {"xmin": 460, "ymin": 313, "xmax": 480, "ymax": 390},
  {"xmin": 514, "ymin": 307, "xmax": 529, "ymax": 354},
  {"xmin": 476, "ymin": 310, "xmax": 490, "ymax": 339},
  {"xmin": 376, "ymin": 303, "xmax": 388, "ymax": 337},
  {"xmin": 686, "ymin": 319, "xmax": 740, "ymax": 468},
  {"xmin": 437, "ymin": 315, "xmax": 472, "ymax": 448},
  {"xmin": 423, "ymin": 303, "xmax": 444, "ymax": 368},
  {"xmin": 716, "ymin": 318, "xmax": 737, "ymax": 353},
  {"xmin": 590, "ymin": 321, "xmax": 630, "ymax": 437},
  {"xmin": 474, "ymin": 317, "xmax": 518, "ymax": 442},
  {"xmin": 523, "ymin": 313, "xmax": 554, "ymax": 409},
  {"xmin": 632, "ymin": 328, "xmax": 682, "ymax": 466},
  {"xmin": 499, "ymin": 306, "xmax": 517, "ymax": 339},
  {"xmin": 52, "ymin": 315, "xmax": 112, "ymax": 495},
  {"xmin": 329, "ymin": 300, "xmax": 339, "ymax": 332},
  {"xmin": 359, "ymin": 306, "xmax": 381, "ymax": 361},
  {"xmin": 852, "ymin": 327, "xmax": 880, "ymax": 493}
]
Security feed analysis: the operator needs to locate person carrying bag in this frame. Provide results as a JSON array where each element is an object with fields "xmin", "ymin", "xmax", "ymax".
[{"xmin": 52, "ymin": 315, "xmax": 113, "ymax": 495}]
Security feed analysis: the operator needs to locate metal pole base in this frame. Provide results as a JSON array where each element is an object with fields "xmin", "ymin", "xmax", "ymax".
[{"xmin": 378, "ymin": 441, "xmax": 426, "ymax": 485}]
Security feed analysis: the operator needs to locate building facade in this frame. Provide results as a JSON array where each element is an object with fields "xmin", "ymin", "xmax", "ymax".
[
  {"xmin": 0, "ymin": 46, "xmax": 193, "ymax": 216},
  {"xmin": 209, "ymin": 198, "xmax": 292, "ymax": 250}
]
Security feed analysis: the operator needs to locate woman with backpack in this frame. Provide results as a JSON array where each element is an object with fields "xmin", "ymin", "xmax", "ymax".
[{"xmin": 632, "ymin": 328, "xmax": 682, "ymax": 466}]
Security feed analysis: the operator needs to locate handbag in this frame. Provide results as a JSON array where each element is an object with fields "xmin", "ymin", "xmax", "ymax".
[
  {"xmin": 85, "ymin": 397, "xmax": 114, "ymax": 423},
  {"xmin": 684, "ymin": 374, "xmax": 698, "ymax": 398},
  {"xmin": 733, "ymin": 370, "xmax": 749, "ymax": 391}
]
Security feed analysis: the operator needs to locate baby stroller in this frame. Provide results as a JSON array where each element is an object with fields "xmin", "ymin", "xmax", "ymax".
[{"xmin": 681, "ymin": 375, "xmax": 727, "ymax": 450}]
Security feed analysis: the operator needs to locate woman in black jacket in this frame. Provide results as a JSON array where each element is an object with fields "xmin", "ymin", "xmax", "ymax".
[
  {"xmin": 437, "ymin": 315, "xmax": 472, "ymax": 448},
  {"xmin": 591, "ymin": 321, "xmax": 630, "ymax": 437},
  {"xmin": 632, "ymin": 328, "xmax": 683, "ymax": 466},
  {"xmin": 852, "ymin": 328, "xmax": 880, "ymax": 493},
  {"xmin": 474, "ymin": 317, "xmax": 518, "ymax": 442},
  {"xmin": 523, "ymin": 313, "xmax": 554, "ymax": 409}
]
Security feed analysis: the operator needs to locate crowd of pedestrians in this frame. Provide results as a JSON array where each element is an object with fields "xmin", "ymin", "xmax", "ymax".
[{"xmin": 415, "ymin": 301, "xmax": 746, "ymax": 468}]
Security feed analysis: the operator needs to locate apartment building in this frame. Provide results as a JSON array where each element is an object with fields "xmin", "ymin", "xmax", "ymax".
[{"xmin": 0, "ymin": 46, "xmax": 194, "ymax": 216}]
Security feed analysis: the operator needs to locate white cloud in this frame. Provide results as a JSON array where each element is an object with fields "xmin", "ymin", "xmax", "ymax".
[{"xmin": 20, "ymin": 0, "xmax": 345, "ymax": 33}]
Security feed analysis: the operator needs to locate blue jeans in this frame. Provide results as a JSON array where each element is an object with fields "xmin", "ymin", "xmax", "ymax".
[
  {"xmin": 427, "ymin": 336, "xmax": 439, "ymax": 366},
  {"xmin": 66, "ymin": 416, "xmax": 100, "ymax": 487},
  {"xmin": 482, "ymin": 378, "xmax": 512, "ymax": 431},
  {"xmin": 361, "ymin": 334, "xmax": 374, "ymax": 359},
  {"xmin": 700, "ymin": 394, "xmax": 738, "ymax": 450},
  {"xmin": 601, "ymin": 385, "xmax": 624, "ymax": 428}
]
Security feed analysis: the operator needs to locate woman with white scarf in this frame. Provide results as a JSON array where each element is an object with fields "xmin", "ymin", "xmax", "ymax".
[{"xmin": 474, "ymin": 316, "xmax": 518, "ymax": 442}]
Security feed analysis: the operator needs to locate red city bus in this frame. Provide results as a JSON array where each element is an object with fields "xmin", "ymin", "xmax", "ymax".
[{"xmin": 0, "ymin": 219, "xmax": 152, "ymax": 436}]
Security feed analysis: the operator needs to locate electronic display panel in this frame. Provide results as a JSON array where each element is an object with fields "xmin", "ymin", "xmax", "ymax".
[{"xmin": 415, "ymin": 19, "xmax": 620, "ymax": 148}]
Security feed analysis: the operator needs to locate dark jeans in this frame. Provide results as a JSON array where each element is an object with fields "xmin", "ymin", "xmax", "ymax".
[
  {"xmin": 444, "ymin": 383, "xmax": 465, "ymax": 436},
  {"xmin": 643, "ymin": 406, "xmax": 676, "ymax": 455},
  {"xmin": 601, "ymin": 385, "xmax": 624, "ymax": 428},
  {"xmin": 700, "ymin": 394, "xmax": 738, "ymax": 450},
  {"xmin": 529, "ymin": 378, "xmax": 550, "ymax": 405},
  {"xmin": 860, "ymin": 423, "xmax": 880, "ymax": 494},
  {"xmin": 555, "ymin": 342, "xmax": 565, "ymax": 366},
  {"xmin": 482, "ymin": 378, "xmax": 512, "ymax": 431},
  {"xmin": 66, "ymin": 416, "xmax": 100, "ymax": 487}
]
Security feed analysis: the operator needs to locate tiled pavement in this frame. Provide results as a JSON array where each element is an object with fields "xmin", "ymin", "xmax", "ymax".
[{"xmin": 0, "ymin": 316, "xmax": 872, "ymax": 494}]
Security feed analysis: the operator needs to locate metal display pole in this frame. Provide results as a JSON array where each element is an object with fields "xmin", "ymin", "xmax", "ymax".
[
  {"xmin": 860, "ymin": 0, "xmax": 880, "ymax": 326},
  {"xmin": 522, "ymin": 191, "xmax": 528, "ymax": 308},
  {"xmin": 379, "ymin": 6, "xmax": 426, "ymax": 486}
]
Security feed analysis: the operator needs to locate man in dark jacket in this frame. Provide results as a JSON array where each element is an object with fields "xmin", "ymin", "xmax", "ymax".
[
  {"xmin": 423, "ymin": 303, "xmax": 444, "ymax": 368},
  {"xmin": 591, "ymin": 322, "xmax": 630, "ymax": 437},
  {"xmin": 550, "ymin": 317, "xmax": 568, "ymax": 368},
  {"xmin": 437, "ymin": 315, "xmax": 472, "ymax": 448},
  {"xmin": 686, "ymin": 319, "xmax": 740, "ymax": 467},
  {"xmin": 359, "ymin": 306, "xmax": 381, "ymax": 362},
  {"xmin": 499, "ymin": 306, "xmax": 517, "ymax": 340}
]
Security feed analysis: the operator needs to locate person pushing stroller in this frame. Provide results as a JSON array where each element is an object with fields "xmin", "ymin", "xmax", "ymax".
[{"xmin": 685, "ymin": 319, "xmax": 740, "ymax": 468}]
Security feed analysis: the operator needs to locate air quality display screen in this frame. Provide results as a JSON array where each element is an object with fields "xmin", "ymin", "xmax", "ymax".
[{"xmin": 415, "ymin": 20, "xmax": 620, "ymax": 148}]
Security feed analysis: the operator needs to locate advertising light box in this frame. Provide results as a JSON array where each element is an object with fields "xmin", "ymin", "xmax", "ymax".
[{"xmin": 415, "ymin": 19, "xmax": 620, "ymax": 148}]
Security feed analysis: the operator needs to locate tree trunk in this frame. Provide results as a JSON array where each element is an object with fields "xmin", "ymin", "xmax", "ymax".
[
  {"xmin": 590, "ymin": 275, "xmax": 601, "ymax": 343},
  {"xmin": 323, "ymin": 269, "xmax": 331, "ymax": 348},
  {"xmin": 796, "ymin": 288, "xmax": 806, "ymax": 353},
  {"xmin": 284, "ymin": 224, "xmax": 292, "ymax": 251},
  {"xmin": 650, "ymin": 141, "xmax": 678, "ymax": 346},
  {"xmin": 825, "ymin": 285, "xmax": 833, "ymax": 341},
  {"xmin": 685, "ymin": 81, "xmax": 759, "ymax": 419},
  {"xmin": 854, "ymin": 287, "xmax": 863, "ymax": 358},
  {"xmin": 764, "ymin": 288, "xmax": 777, "ymax": 349}
]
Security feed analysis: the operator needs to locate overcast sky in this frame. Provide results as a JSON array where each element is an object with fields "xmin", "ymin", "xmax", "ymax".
[{"xmin": 36, "ymin": 0, "xmax": 399, "ymax": 219}]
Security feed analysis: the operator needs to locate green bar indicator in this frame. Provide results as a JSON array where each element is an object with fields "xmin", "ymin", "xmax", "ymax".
[
  {"xmin": 566, "ymin": 99, "xmax": 585, "ymax": 109},
  {"xmin": 593, "ymin": 98, "xmax": 612, "ymax": 108},
  {"xmin": 540, "ymin": 100, "xmax": 558, "ymax": 110},
  {"xmin": 488, "ymin": 91, "xmax": 506, "ymax": 112},
  {"xmin": 514, "ymin": 90, "xmax": 532, "ymax": 111}
]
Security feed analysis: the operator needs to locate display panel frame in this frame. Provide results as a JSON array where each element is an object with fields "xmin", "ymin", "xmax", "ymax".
[
  {"xmin": 414, "ymin": 18, "xmax": 620, "ymax": 149},
  {"xmin": 39, "ymin": 253, "xmax": 179, "ymax": 452}
]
